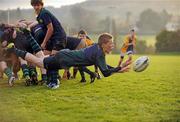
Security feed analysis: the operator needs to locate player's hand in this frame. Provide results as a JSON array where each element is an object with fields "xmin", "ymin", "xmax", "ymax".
[
  {"xmin": 2, "ymin": 41, "xmax": 8, "ymax": 47},
  {"xmin": 41, "ymin": 42, "xmax": 46, "ymax": 50},
  {"xmin": 118, "ymin": 66, "xmax": 130, "ymax": 73},
  {"xmin": 121, "ymin": 61, "xmax": 132, "ymax": 67},
  {"xmin": 16, "ymin": 22, "xmax": 27, "ymax": 28}
]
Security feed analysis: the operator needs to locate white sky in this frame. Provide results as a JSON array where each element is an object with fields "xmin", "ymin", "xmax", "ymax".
[{"xmin": 0, "ymin": 0, "xmax": 87, "ymax": 10}]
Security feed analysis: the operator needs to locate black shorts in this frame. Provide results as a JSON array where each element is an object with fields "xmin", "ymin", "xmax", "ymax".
[
  {"xmin": 14, "ymin": 33, "xmax": 34, "ymax": 53},
  {"xmin": 126, "ymin": 45, "xmax": 134, "ymax": 55},
  {"xmin": 15, "ymin": 41, "xmax": 34, "ymax": 54},
  {"xmin": 43, "ymin": 56, "xmax": 62, "ymax": 70},
  {"xmin": 45, "ymin": 38, "xmax": 66, "ymax": 51}
]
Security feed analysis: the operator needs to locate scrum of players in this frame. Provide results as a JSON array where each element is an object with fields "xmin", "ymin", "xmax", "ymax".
[{"xmin": 0, "ymin": 0, "xmax": 136, "ymax": 89}]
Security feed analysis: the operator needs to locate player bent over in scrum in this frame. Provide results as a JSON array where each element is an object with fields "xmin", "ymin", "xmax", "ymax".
[
  {"xmin": 6, "ymin": 33, "xmax": 131, "ymax": 88},
  {"xmin": 1, "ymin": 27, "xmax": 46, "ymax": 86}
]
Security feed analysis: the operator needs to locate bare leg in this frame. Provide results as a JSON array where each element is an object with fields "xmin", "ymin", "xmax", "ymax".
[
  {"xmin": 125, "ymin": 54, "xmax": 132, "ymax": 65},
  {"xmin": 24, "ymin": 53, "xmax": 44, "ymax": 69},
  {"xmin": 35, "ymin": 51, "xmax": 46, "ymax": 74},
  {"xmin": 62, "ymin": 68, "xmax": 72, "ymax": 80},
  {"xmin": 43, "ymin": 50, "xmax": 51, "ymax": 56},
  {"xmin": 72, "ymin": 67, "xmax": 78, "ymax": 79},
  {"xmin": 51, "ymin": 50, "xmax": 59, "ymax": 55},
  {"xmin": 62, "ymin": 69, "xmax": 68, "ymax": 80},
  {"xmin": 0, "ymin": 61, "xmax": 8, "ymax": 73},
  {"xmin": 0, "ymin": 71, "xmax": 3, "ymax": 78}
]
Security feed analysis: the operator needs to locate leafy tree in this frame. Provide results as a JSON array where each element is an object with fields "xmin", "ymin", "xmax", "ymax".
[
  {"xmin": 70, "ymin": 5, "xmax": 98, "ymax": 32},
  {"xmin": 156, "ymin": 30, "xmax": 180, "ymax": 52},
  {"xmin": 136, "ymin": 40, "xmax": 147, "ymax": 54},
  {"xmin": 136, "ymin": 9, "xmax": 171, "ymax": 33}
]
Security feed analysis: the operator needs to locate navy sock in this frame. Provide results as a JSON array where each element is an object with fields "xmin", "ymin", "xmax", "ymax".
[
  {"xmin": 83, "ymin": 67, "xmax": 94, "ymax": 76},
  {"xmin": 79, "ymin": 67, "xmax": 85, "ymax": 80},
  {"xmin": 29, "ymin": 66, "xmax": 37, "ymax": 76},
  {"xmin": 42, "ymin": 74, "xmax": 47, "ymax": 81},
  {"xmin": 21, "ymin": 64, "xmax": 30, "ymax": 78},
  {"xmin": 47, "ymin": 70, "xmax": 51, "ymax": 82},
  {"xmin": 49, "ymin": 70, "xmax": 59, "ymax": 83}
]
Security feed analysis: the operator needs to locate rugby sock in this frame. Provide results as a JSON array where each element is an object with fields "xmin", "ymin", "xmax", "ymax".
[
  {"xmin": 29, "ymin": 66, "xmax": 37, "ymax": 76},
  {"xmin": 21, "ymin": 64, "xmax": 30, "ymax": 78},
  {"xmin": 82, "ymin": 67, "xmax": 94, "ymax": 76},
  {"xmin": 78, "ymin": 67, "xmax": 85, "ymax": 80},
  {"xmin": 14, "ymin": 48, "xmax": 27, "ymax": 59},
  {"xmin": 94, "ymin": 65, "xmax": 98, "ymax": 73},
  {"xmin": 4, "ymin": 67, "xmax": 13, "ymax": 79},
  {"xmin": 26, "ymin": 33, "xmax": 42, "ymax": 53},
  {"xmin": 42, "ymin": 74, "xmax": 48, "ymax": 82},
  {"xmin": 49, "ymin": 70, "xmax": 59, "ymax": 84},
  {"xmin": 46, "ymin": 70, "xmax": 51, "ymax": 84}
]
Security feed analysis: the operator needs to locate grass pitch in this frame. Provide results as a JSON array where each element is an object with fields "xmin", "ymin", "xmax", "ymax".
[{"xmin": 0, "ymin": 55, "xmax": 179, "ymax": 122}]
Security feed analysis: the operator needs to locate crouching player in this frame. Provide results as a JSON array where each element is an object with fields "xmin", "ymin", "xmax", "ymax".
[
  {"xmin": 6, "ymin": 33, "xmax": 131, "ymax": 89},
  {"xmin": 118, "ymin": 29, "xmax": 137, "ymax": 67},
  {"xmin": 77, "ymin": 30, "xmax": 101, "ymax": 81},
  {"xmin": 31, "ymin": 0, "xmax": 67, "ymax": 87},
  {"xmin": 63, "ymin": 36, "xmax": 96, "ymax": 83}
]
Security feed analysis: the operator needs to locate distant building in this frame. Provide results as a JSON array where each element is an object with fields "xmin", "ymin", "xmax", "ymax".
[
  {"xmin": 166, "ymin": 22, "xmax": 179, "ymax": 31},
  {"xmin": 166, "ymin": 15, "xmax": 179, "ymax": 31}
]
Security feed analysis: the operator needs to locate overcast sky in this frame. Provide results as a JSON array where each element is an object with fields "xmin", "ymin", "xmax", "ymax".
[{"xmin": 0, "ymin": 0, "xmax": 87, "ymax": 10}]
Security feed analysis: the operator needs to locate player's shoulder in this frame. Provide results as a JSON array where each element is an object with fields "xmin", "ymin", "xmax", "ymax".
[
  {"xmin": 86, "ymin": 38, "xmax": 94, "ymax": 45},
  {"xmin": 84, "ymin": 43, "xmax": 103, "ymax": 56},
  {"xmin": 124, "ymin": 35, "xmax": 130, "ymax": 39},
  {"xmin": 85, "ymin": 43, "xmax": 98, "ymax": 50},
  {"xmin": 123, "ymin": 35, "xmax": 130, "ymax": 42},
  {"xmin": 39, "ymin": 8, "xmax": 51, "ymax": 16}
]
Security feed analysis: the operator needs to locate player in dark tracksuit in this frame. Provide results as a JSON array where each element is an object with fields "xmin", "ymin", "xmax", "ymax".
[
  {"xmin": 6, "ymin": 33, "xmax": 130, "ymax": 89},
  {"xmin": 36, "ymin": 8, "xmax": 66, "ymax": 52},
  {"xmin": 31, "ymin": 0, "xmax": 67, "ymax": 88},
  {"xmin": 65, "ymin": 36, "xmax": 96, "ymax": 83}
]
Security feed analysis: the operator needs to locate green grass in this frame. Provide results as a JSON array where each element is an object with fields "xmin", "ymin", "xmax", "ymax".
[{"xmin": 0, "ymin": 55, "xmax": 180, "ymax": 122}]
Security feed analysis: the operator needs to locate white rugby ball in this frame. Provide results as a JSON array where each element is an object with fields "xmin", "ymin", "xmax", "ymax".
[{"xmin": 133, "ymin": 56, "xmax": 149, "ymax": 72}]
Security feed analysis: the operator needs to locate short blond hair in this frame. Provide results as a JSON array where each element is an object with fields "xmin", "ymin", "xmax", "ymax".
[{"xmin": 98, "ymin": 33, "xmax": 113, "ymax": 46}]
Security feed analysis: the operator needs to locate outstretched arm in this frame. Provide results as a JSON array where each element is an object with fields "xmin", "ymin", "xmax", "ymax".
[{"xmin": 97, "ymin": 56, "xmax": 129, "ymax": 77}]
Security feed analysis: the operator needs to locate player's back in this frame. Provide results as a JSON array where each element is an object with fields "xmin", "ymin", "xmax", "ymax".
[
  {"xmin": 66, "ymin": 36, "xmax": 81, "ymax": 50},
  {"xmin": 14, "ymin": 31, "xmax": 32, "ymax": 52},
  {"xmin": 55, "ymin": 44, "xmax": 103, "ymax": 68}
]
